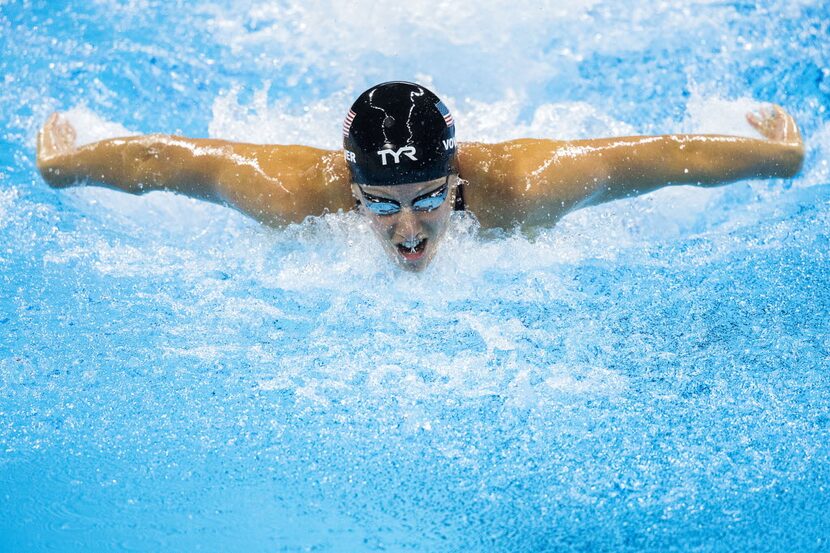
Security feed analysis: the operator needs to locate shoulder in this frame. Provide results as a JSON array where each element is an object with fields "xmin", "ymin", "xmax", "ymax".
[
  {"xmin": 456, "ymin": 139, "xmax": 571, "ymax": 228},
  {"xmin": 261, "ymin": 146, "xmax": 353, "ymax": 217},
  {"xmin": 457, "ymin": 139, "xmax": 575, "ymax": 186},
  {"xmin": 213, "ymin": 144, "xmax": 353, "ymax": 224}
]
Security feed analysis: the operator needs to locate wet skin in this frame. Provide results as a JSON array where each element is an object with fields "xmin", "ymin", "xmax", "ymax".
[
  {"xmin": 37, "ymin": 105, "xmax": 804, "ymax": 271},
  {"xmin": 351, "ymin": 175, "xmax": 458, "ymax": 272}
]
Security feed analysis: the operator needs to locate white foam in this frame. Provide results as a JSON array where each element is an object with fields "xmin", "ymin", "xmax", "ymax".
[
  {"xmin": 63, "ymin": 105, "xmax": 137, "ymax": 146},
  {"xmin": 455, "ymin": 94, "xmax": 637, "ymax": 143},
  {"xmin": 0, "ymin": 187, "xmax": 19, "ymax": 230},
  {"xmin": 198, "ymin": 0, "xmax": 602, "ymax": 98},
  {"xmin": 800, "ymin": 120, "xmax": 830, "ymax": 188},
  {"xmin": 27, "ymin": 1, "xmax": 821, "ymax": 418},
  {"xmin": 208, "ymin": 83, "xmax": 638, "ymax": 147},
  {"xmin": 681, "ymin": 91, "xmax": 768, "ymax": 138},
  {"xmin": 209, "ymin": 84, "xmax": 350, "ymax": 148}
]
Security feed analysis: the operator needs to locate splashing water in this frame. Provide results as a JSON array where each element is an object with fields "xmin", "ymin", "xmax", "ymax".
[{"xmin": 1, "ymin": 0, "xmax": 829, "ymax": 551}]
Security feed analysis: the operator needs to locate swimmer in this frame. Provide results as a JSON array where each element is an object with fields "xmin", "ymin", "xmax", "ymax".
[{"xmin": 37, "ymin": 81, "xmax": 804, "ymax": 271}]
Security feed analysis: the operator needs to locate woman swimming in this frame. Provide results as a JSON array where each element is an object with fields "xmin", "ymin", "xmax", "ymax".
[{"xmin": 36, "ymin": 81, "xmax": 804, "ymax": 271}]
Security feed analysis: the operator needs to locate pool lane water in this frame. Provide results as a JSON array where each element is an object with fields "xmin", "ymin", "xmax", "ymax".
[{"xmin": 1, "ymin": 0, "xmax": 830, "ymax": 551}]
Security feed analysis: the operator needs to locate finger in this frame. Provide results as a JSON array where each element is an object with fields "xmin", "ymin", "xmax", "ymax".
[
  {"xmin": 66, "ymin": 118, "xmax": 77, "ymax": 143},
  {"xmin": 775, "ymin": 107, "xmax": 791, "ymax": 140},
  {"xmin": 37, "ymin": 123, "xmax": 56, "ymax": 161},
  {"xmin": 42, "ymin": 120, "xmax": 56, "ymax": 150},
  {"xmin": 785, "ymin": 112, "xmax": 800, "ymax": 142},
  {"xmin": 49, "ymin": 114, "xmax": 76, "ymax": 151},
  {"xmin": 58, "ymin": 114, "xmax": 77, "ymax": 145},
  {"xmin": 770, "ymin": 105, "xmax": 784, "ymax": 128},
  {"xmin": 36, "ymin": 127, "xmax": 44, "ymax": 159},
  {"xmin": 765, "ymin": 106, "xmax": 783, "ymax": 138},
  {"xmin": 746, "ymin": 111, "xmax": 761, "ymax": 128},
  {"xmin": 40, "ymin": 114, "xmax": 57, "ymax": 146},
  {"xmin": 56, "ymin": 117, "xmax": 72, "ymax": 144},
  {"xmin": 771, "ymin": 105, "xmax": 797, "ymax": 142},
  {"xmin": 755, "ymin": 105, "xmax": 770, "ymax": 120}
]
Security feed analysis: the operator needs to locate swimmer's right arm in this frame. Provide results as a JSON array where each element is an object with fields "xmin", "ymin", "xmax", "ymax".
[
  {"xmin": 36, "ymin": 113, "xmax": 353, "ymax": 224},
  {"xmin": 37, "ymin": 114, "xmax": 226, "ymax": 199}
]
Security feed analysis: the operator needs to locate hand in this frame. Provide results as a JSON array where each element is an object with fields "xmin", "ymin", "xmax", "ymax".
[
  {"xmin": 37, "ymin": 112, "xmax": 77, "ymax": 162},
  {"xmin": 746, "ymin": 104, "xmax": 802, "ymax": 146},
  {"xmin": 36, "ymin": 112, "xmax": 78, "ymax": 187}
]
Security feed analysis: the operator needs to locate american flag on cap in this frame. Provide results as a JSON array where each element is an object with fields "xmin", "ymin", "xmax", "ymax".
[
  {"xmin": 436, "ymin": 100, "xmax": 454, "ymax": 128},
  {"xmin": 343, "ymin": 109, "xmax": 356, "ymax": 137}
]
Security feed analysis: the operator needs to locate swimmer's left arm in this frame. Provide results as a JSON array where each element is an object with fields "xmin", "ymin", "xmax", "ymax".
[
  {"xmin": 580, "ymin": 104, "xmax": 804, "ymax": 204},
  {"xmin": 484, "ymin": 105, "xmax": 804, "ymax": 223}
]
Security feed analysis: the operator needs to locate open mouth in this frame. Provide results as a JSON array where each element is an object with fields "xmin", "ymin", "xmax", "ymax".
[{"xmin": 396, "ymin": 238, "xmax": 428, "ymax": 261}]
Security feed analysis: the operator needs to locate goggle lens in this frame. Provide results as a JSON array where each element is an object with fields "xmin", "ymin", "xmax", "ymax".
[
  {"xmin": 360, "ymin": 178, "xmax": 449, "ymax": 216},
  {"xmin": 412, "ymin": 185, "xmax": 448, "ymax": 212},
  {"xmin": 364, "ymin": 200, "xmax": 400, "ymax": 216}
]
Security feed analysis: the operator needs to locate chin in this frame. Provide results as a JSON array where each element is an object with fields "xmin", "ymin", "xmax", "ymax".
[
  {"xmin": 398, "ymin": 258, "xmax": 430, "ymax": 272},
  {"xmin": 393, "ymin": 252, "xmax": 432, "ymax": 272}
]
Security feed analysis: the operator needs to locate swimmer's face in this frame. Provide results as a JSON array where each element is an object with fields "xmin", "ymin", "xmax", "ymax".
[{"xmin": 352, "ymin": 175, "xmax": 457, "ymax": 272}]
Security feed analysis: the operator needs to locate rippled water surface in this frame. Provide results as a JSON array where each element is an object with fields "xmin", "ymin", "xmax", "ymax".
[{"xmin": 1, "ymin": 1, "xmax": 829, "ymax": 551}]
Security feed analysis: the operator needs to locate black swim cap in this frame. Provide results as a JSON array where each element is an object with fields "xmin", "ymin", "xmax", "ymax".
[{"xmin": 343, "ymin": 81, "xmax": 456, "ymax": 186}]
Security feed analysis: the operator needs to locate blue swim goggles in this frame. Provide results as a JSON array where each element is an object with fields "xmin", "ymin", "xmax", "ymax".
[{"xmin": 358, "ymin": 177, "xmax": 450, "ymax": 216}]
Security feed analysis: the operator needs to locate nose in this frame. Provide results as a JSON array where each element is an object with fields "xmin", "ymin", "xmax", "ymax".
[{"xmin": 394, "ymin": 207, "xmax": 422, "ymax": 240}]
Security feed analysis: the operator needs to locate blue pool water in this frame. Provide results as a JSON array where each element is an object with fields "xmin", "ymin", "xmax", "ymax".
[{"xmin": 1, "ymin": 1, "xmax": 829, "ymax": 551}]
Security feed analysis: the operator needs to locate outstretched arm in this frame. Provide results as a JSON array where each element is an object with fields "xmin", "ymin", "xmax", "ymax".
[
  {"xmin": 36, "ymin": 113, "xmax": 352, "ymax": 225},
  {"xmin": 459, "ymin": 105, "xmax": 804, "ymax": 229}
]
